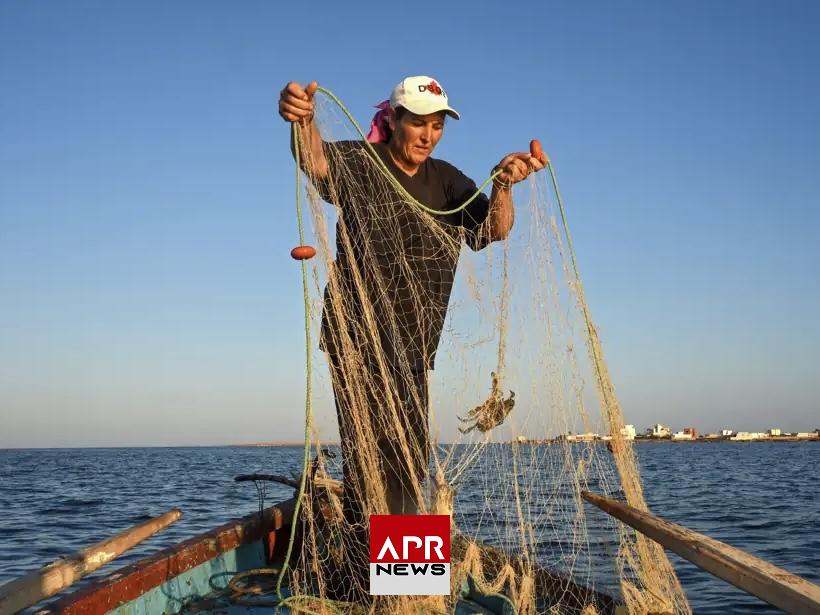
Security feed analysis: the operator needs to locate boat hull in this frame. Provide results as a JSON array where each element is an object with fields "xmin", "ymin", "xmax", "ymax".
[{"xmin": 37, "ymin": 496, "xmax": 620, "ymax": 615}]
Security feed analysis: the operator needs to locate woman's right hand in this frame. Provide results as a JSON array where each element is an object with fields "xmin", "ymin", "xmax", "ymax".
[{"xmin": 278, "ymin": 81, "xmax": 319, "ymax": 123}]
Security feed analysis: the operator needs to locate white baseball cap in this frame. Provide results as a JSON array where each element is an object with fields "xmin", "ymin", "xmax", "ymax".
[{"xmin": 389, "ymin": 76, "xmax": 460, "ymax": 120}]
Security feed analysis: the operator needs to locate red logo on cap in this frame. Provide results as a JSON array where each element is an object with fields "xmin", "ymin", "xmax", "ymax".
[
  {"xmin": 417, "ymin": 81, "xmax": 444, "ymax": 96},
  {"xmin": 426, "ymin": 80, "xmax": 443, "ymax": 96}
]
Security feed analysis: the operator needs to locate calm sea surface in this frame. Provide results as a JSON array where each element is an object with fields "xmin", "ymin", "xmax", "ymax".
[{"xmin": 1, "ymin": 443, "xmax": 817, "ymax": 614}]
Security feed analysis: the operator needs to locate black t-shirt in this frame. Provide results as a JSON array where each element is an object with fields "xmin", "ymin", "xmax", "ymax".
[{"xmin": 316, "ymin": 140, "xmax": 491, "ymax": 372}]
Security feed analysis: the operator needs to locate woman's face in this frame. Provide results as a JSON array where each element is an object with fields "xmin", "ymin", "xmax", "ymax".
[{"xmin": 388, "ymin": 110, "xmax": 446, "ymax": 171}]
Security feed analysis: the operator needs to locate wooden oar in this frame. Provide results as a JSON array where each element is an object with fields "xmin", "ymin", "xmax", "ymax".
[
  {"xmin": 581, "ymin": 491, "xmax": 820, "ymax": 615},
  {"xmin": 0, "ymin": 508, "xmax": 181, "ymax": 615}
]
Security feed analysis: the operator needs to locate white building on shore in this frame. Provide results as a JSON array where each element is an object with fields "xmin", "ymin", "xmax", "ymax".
[
  {"xmin": 731, "ymin": 432, "xmax": 767, "ymax": 441},
  {"xmin": 672, "ymin": 431, "xmax": 693, "ymax": 440},
  {"xmin": 564, "ymin": 432, "xmax": 598, "ymax": 442},
  {"xmin": 647, "ymin": 424, "xmax": 672, "ymax": 438}
]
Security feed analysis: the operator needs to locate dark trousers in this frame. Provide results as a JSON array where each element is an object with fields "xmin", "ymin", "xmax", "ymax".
[{"xmin": 326, "ymin": 354, "xmax": 430, "ymax": 598}]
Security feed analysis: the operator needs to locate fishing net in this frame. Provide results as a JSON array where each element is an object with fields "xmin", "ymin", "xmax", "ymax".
[{"xmin": 279, "ymin": 88, "xmax": 690, "ymax": 615}]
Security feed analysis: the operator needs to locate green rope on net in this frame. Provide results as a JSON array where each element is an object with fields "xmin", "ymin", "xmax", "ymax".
[
  {"xmin": 546, "ymin": 162, "xmax": 612, "ymax": 417},
  {"xmin": 312, "ymin": 85, "xmax": 503, "ymax": 216},
  {"xmin": 274, "ymin": 121, "xmax": 315, "ymax": 601}
]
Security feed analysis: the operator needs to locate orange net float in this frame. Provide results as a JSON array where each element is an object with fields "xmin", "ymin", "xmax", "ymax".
[
  {"xmin": 290, "ymin": 245, "xmax": 316, "ymax": 260},
  {"xmin": 530, "ymin": 139, "xmax": 549, "ymax": 165}
]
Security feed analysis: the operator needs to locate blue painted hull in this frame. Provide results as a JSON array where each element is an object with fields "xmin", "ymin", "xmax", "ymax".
[{"xmin": 39, "ymin": 497, "xmax": 620, "ymax": 615}]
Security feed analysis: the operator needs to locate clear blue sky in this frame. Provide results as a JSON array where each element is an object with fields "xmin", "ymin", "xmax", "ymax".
[{"xmin": 1, "ymin": 1, "xmax": 818, "ymax": 447}]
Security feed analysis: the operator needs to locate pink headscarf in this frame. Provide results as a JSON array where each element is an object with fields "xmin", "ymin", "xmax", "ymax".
[{"xmin": 366, "ymin": 99, "xmax": 392, "ymax": 143}]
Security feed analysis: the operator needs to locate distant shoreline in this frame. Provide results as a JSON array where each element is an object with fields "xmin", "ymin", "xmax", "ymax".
[
  {"xmin": 230, "ymin": 438, "xmax": 819, "ymax": 448},
  {"xmin": 631, "ymin": 437, "xmax": 819, "ymax": 443},
  {"xmin": 2, "ymin": 439, "xmax": 817, "ymax": 450},
  {"xmin": 518, "ymin": 437, "xmax": 820, "ymax": 445}
]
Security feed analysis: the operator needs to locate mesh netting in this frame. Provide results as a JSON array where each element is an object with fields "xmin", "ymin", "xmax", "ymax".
[{"xmin": 281, "ymin": 90, "xmax": 690, "ymax": 615}]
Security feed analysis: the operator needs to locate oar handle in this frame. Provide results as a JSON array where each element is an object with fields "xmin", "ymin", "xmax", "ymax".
[
  {"xmin": 0, "ymin": 508, "xmax": 181, "ymax": 615},
  {"xmin": 582, "ymin": 491, "xmax": 820, "ymax": 615}
]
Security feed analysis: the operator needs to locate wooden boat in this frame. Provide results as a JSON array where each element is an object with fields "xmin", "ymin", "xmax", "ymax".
[
  {"xmin": 4, "ymin": 482, "xmax": 819, "ymax": 614},
  {"xmin": 10, "ymin": 493, "xmax": 620, "ymax": 615}
]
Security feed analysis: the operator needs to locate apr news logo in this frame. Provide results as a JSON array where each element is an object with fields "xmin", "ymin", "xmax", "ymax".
[{"xmin": 369, "ymin": 515, "xmax": 450, "ymax": 595}]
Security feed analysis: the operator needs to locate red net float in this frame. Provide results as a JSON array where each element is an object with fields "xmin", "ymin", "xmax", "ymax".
[
  {"xmin": 530, "ymin": 139, "xmax": 548, "ymax": 165},
  {"xmin": 290, "ymin": 245, "xmax": 316, "ymax": 260}
]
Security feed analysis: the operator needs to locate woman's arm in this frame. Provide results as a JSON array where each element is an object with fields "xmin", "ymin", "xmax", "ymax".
[
  {"xmin": 279, "ymin": 80, "xmax": 329, "ymax": 178},
  {"xmin": 488, "ymin": 146, "xmax": 547, "ymax": 241}
]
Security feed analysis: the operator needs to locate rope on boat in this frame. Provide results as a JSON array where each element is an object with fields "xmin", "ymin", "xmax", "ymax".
[{"xmin": 228, "ymin": 568, "xmax": 348, "ymax": 614}]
